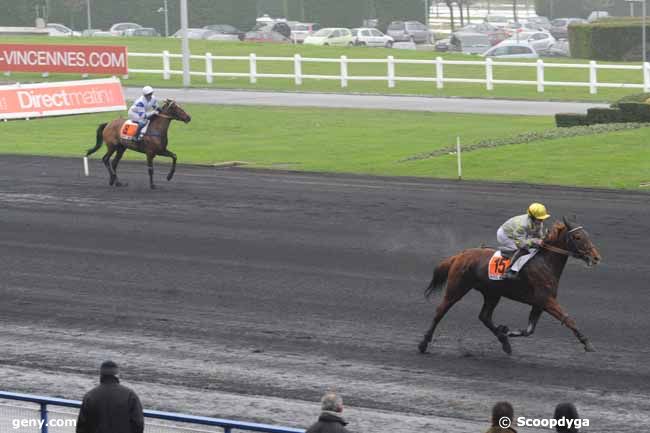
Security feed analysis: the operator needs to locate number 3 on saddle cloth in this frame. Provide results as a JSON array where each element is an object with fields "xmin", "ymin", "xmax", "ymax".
[
  {"xmin": 120, "ymin": 120, "xmax": 145, "ymax": 142},
  {"xmin": 488, "ymin": 250, "xmax": 539, "ymax": 281}
]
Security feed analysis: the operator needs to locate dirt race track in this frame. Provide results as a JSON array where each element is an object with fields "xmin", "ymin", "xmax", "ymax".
[{"xmin": 1, "ymin": 155, "xmax": 648, "ymax": 432}]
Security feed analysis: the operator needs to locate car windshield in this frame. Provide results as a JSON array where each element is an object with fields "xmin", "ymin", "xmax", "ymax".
[
  {"xmin": 313, "ymin": 29, "xmax": 333, "ymax": 37},
  {"xmin": 351, "ymin": 29, "xmax": 359, "ymax": 36},
  {"xmin": 388, "ymin": 22, "xmax": 404, "ymax": 30}
]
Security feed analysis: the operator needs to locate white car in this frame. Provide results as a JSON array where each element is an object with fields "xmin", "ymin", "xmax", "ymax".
[
  {"xmin": 304, "ymin": 28, "xmax": 354, "ymax": 46},
  {"xmin": 483, "ymin": 41, "xmax": 539, "ymax": 59},
  {"xmin": 508, "ymin": 31, "xmax": 556, "ymax": 52},
  {"xmin": 352, "ymin": 28, "xmax": 394, "ymax": 48},
  {"xmin": 109, "ymin": 22, "xmax": 142, "ymax": 36},
  {"xmin": 46, "ymin": 23, "xmax": 81, "ymax": 37}
]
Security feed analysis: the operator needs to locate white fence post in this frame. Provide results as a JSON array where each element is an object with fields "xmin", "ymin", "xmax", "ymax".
[
  {"xmin": 205, "ymin": 52, "xmax": 213, "ymax": 84},
  {"xmin": 536, "ymin": 59, "xmax": 544, "ymax": 93},
  {"xmin": 294, "ymin": 54, "xmax": 302, "ymax": 85},
  {"xmin": 162, "ymin": 50, "xmax": 171, "ymax": 80},
  {"xmin": 644, "ymin": 62, "xmax": 650, "ymax": 92},
  {"xmin": 387, "ymin": 56, "xmax": 395, "ymax": 88},
  {"xmin": 249, "ymin": 53, "xmax": 257, "ymax": 84},
  {"xmin": 340, "ymin": 55, "xmax": 348, "ymax": 88},
  {"xmin": 589, "ymin": 60, "xmax": 597, "ymax": 94},
  {"xmin": 485, "ymin": 58, "xmax": 493, "ymax": 91},
  {"xmin": 435, "ymin": 57, "xmax": 444, "ymax": 89}
]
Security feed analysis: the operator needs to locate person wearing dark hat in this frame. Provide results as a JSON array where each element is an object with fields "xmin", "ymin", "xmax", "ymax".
[
  {"xmin": 76, "ymin": 361, "xmax": 144, "ymax": 433},
  {"xmin": 554, "ymin": 403, "xmax": 581, "ymax": 433}
]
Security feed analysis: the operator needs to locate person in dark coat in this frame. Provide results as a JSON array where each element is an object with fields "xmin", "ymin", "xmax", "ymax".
[
  {"xmin": 305, "ymin": 391, "xmax": 352, "ymax": 433},
  {"xmin": 554, "ymin": 403, "xmax": 581, "ymax": 433},
  {"xmin": 76, "ymin": 361, "xmax": 144, "ymax": 433},
  {"xmin": 484, "ymin": 401, "xmax": 517, "ymax": 433}
]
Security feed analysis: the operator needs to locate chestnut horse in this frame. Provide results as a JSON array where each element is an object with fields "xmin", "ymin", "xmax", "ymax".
[
  {"xmin": 86, "ymin": 99, "xmax": 191, "ymax": 189},
  {"xmin": 418, "ymin": 218, "xmax": 602, "ymax": 355}
]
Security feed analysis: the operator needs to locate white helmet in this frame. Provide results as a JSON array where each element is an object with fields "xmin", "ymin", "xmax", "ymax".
[{"xmin": 142, "ymin": 85, "xmax": 154, "ymax": 96}]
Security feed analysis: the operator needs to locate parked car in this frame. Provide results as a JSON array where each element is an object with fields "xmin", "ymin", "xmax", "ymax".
[
  {"xmin": 90, "ymin": 30, "xmax": 116, "ymax": 37},
  {"xmin": 549, "ymin": 18, "xmax": 587, "ymax": 40},
  {"xmin": 508, "ymin": 31, "xmax": 556, "ymax": 52},
  {"xmin": 449, "ymin": 31, "xmax": 491, "ymax": 54},
  {"xmin": 289, "ymin": 22, "xmax": 320, "ymax": 43},
  {"xmin": 483, "ymin": 40, "xmax": 539, "ymax": 59},
  {"xmin": 435, "ymin": 37, "xmax": 451, "ymax": 52},
  {"xmin": 109, "ymin": 22, "xmax": 142, "ymax": 36},
  {"xmin": 526, "ymin": 16, "xmax": 551, "ymax": 30},
  {"xmin": 203, "ymin": 24, "xmax": 244, "ymax": 41},
  {"xmin": 123, "ymin": 27, "xmax": 160, "ymax": 37},
  {"xmin": 243, "ymin": 30, "xmax": 290, "ymax": 43},
  {"xmin": 459, "ymin": 23, "xmax": 508, "ymax": 45},
  {"xmin": 303, "ymin": 28, "xmax": 354, "ymax": 46},
  {"xmin": 171, "ymin": 28, "xmax": 218, "ymax": 40},
  {"xmin": 484, "ymin": 15, "xmax": 509, "ymax": 28},
  {"xmin": 544, "ymin": 40, "xmax": 570, "ymax": 57},
  {"xmin": 46, "ymin": 23, "xmax": 81, "ymax": 37},
  {"xmin": 386, "ymin": 20, "xmax": 433, "ymax": 44},
  {"xmin": 81, "ymin": 28, "xmax": 103, "ymax": 37},
  {"xmin": 251, "ymin": 21, "xmax": 291, "ymax": 39},
  {"xmin": 352, "ymin": 28, "xmax": 394, "ymax": 48}
]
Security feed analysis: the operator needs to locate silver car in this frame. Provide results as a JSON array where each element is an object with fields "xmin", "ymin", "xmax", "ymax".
[{"xmin": 386, "ymin": 21, "xmax": 433, "ymax": 44}]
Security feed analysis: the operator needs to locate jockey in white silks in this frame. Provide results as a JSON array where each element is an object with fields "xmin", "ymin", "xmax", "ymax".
[
  {"xmin": 128, "ymin": 85, "xmax": 159, "ymax": 141},
  {"xmin": 496, "ymin": 202, "xmax": 551, "ymax": 279}
]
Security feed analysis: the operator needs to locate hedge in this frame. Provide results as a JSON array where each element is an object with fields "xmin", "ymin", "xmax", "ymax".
[
  {"xmin": 556, "ymin": 113, "xmax": 589, "ymax": 128},
  {"xmin": 586, "ymin": 107, "xmax": 625, "ymax": 124},
  {"xmin": 569, "ymin": 19, "xmax": 650, "ymax": 61}
]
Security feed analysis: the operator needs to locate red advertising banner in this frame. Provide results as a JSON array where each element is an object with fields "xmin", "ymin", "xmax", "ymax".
[
  {"xmin": 0, "ymin": 43, "xmax": 128, "ymax": 75},
  {"xmin": 0, "ymin": 78, "xmax": 126, "ymax": 120}
]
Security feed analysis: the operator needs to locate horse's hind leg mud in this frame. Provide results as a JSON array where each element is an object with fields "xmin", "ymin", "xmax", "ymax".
[
  {"xmin": 418, "ymin": 279, "xmax": 471, "ymax": 354},
  {"xmin": 101, "ymin": 147, "xmax": 117, "ymax": 186}
]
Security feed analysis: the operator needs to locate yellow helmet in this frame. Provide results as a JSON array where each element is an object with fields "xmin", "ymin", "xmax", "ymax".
[{"xmin": 528, "ymin": 202, "xmax": 550, "ymax": 220}]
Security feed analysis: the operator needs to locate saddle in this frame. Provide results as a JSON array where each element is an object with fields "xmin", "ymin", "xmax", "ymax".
[{"xmin": 120, "ymin": 121, "xmax": 140, "ymax": 141}]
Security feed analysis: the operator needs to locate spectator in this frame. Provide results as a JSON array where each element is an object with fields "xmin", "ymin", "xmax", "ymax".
[
  {"xmin": 76, "ymin": 361, "xmax": 144, "ymax": 433},
  {"xmin": 306, "ymin": 391, "xmax": 352, "ymax": 433},
  {"xmin": 485, "ymin": 401, "xmax": 517, "ymax": 433},
  {"xmin": 554, "ymin": 403, "xmax": 580, "ymax": 433}
]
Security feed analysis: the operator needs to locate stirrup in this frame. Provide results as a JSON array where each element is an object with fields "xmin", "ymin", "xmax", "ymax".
[{"xmin": 502, "ymin": 269, "xmax": 519, "ymax": 280}]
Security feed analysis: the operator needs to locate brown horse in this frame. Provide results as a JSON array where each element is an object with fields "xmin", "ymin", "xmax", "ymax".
[
  {"xmin": 418, "ymin": 218, "xmax": 602, "ymax": 355},
  {"xmin": 86, "ymin": 99, "xmax": 191, "ymax": 189}
]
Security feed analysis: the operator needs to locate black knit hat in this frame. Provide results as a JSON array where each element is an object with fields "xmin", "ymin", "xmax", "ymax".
[{"xmin": 100, "ymin": 360, "xmax": 119, "ymax": 377}]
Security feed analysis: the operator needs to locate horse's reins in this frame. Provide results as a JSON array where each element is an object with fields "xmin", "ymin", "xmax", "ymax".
[{"xmin": 541, "ymin": 226, "xmax": 584, "ymax": 258}]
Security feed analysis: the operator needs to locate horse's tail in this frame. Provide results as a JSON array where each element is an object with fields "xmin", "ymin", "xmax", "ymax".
[
  {"xmin": 86, "ymin": 123, "xmax": 108, "ymax": 156},
  {"xmin": 425, "ymin": 255, "xmax": 455, "ymax": 299}
]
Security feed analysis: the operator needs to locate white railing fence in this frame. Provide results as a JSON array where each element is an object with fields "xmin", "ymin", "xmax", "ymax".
[{"xmin": 125, "ymin": 51, "xmax": 650, "ymax": 95}]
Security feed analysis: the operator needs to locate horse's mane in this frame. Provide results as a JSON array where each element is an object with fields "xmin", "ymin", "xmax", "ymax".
[{"xmin": 544, "ymin": 221, "xmax": 567, "ymax": 244}]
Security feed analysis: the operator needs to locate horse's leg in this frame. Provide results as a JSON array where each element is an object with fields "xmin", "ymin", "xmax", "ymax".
[
  {"xmin": 508, "ymin": 306, "xmax": 543, "ymax": 338},
  {"xmin": 160, "ymin": 149, "xmax": 177, "ymax": 181},
  {"xmin": 146, "ymin": 153, "xmax": 156, "ymax": 189},
  {"xmin": 478, "ymin": 295, "xmax": 512, "ymax": 355},
  {"xmin": 111, "ymin": 146, "xmax": 128, "ymax": 187},
  {"xmin": 418, "ymin": 278, "xmax": 471, "ymax": 354},
  {"xmin": 544, "ymin": 298, "xmax": 595, "ymax": 352},
  {"xmin": 101, "ymin": 145, "xmax": 117, "ymax": 186}
]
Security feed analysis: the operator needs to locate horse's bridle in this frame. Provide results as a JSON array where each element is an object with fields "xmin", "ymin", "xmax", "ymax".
[{"xmin": 541, "ymin": 226, "xmax": 585, "ymax": 258}]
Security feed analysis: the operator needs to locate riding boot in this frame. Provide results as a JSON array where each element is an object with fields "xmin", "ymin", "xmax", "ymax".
[
  {"xmin": 134, "ymin": 122, "xmax": 145, "ymax": 143},
  {"xmin": 503, "ymin": 248, "xmax": 528, "ymax": 280}
]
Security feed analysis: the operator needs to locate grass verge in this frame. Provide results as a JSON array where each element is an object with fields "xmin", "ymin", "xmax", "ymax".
[{"xmin": 0, "ymin": 103, "xmax": 647, "ymax": 190}]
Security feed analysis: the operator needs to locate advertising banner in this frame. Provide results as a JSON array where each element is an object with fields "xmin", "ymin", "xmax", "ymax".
[
  {"xmin": 0, "ymin": 43, "xmax": 128, "ymax": 75},
  {"xmin": 0, "ymin": 78, "xmax": 126, "ymax": 120}
]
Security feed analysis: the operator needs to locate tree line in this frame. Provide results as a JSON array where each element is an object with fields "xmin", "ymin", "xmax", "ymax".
[{"xmin": 0, "ymin": 0, "xmax": 426, "ymax": 33}]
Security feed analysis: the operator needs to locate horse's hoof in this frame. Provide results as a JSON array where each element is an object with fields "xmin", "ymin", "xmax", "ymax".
[
  {"xmin": 584, "ymin": 342, "xmax": 596, "ymax": 352},
  {"xmin": 109, "ymin": 178, "xmax": 116, "ymax": 186},
  {"xmin": 115, "ymin": 181, "xmax": 128, "ymax": 187},
  {"xmin": 150, "ymin": 184, "xmax": 156, "ymax": 190},
  {"xmin": 496, "ymin": 325, "xmax": 510, "ymax": 334},
  {"xmin": 417, "ymin": 341, "xmax": 429, "ymax": 354},
  {"xmin": 167, "ymin": 174, "xmax": 174, "ymax": 181},
  {"xmin": 498, "ymin": 334, "xmax": 512, "ymax": 355}
]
